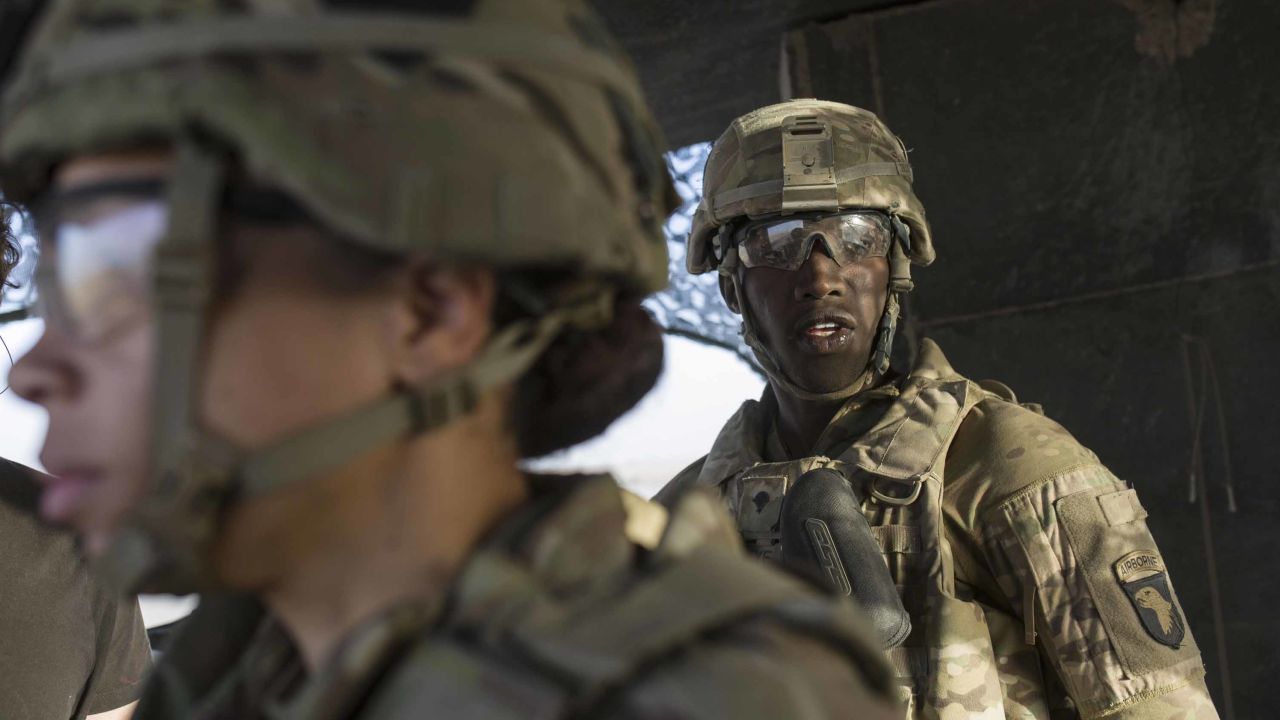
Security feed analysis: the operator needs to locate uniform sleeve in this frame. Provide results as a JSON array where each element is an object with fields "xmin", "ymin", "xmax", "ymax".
[
  {"xmin": 81, "ymin": 589, "xmax": 152, "ymax": 715},
  {"xmin": 612, "ymin": 619, "xmax": 902, "ymax": 720},
  {"xmin": 982, "ymin": 463, "xmax": 1219, "ymax": 719}
]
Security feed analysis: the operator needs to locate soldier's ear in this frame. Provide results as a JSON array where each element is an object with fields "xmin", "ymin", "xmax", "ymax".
[
  {"xmin": 718, "ymin": 274, "xmax": 741, "ymax": 314},
  {"xmin": 390, "ymin": 259, "xmax": 495, "ymax": 385}
]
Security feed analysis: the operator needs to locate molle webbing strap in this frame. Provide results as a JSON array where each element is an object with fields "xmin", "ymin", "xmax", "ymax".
[
  {"xmin": 711, "ymin": 162, "xmax": 912, "ymax": 216},
  {"xmin": 11, "ymin": 15, "xmax": 646, "ymax": 109},
  {"xmin": 871, "ymin": 525, "xmax": 921, "ymax": 554},
  {"xmin": 511, "ymin": 545, "xmax": 842, "ymax": 695}
]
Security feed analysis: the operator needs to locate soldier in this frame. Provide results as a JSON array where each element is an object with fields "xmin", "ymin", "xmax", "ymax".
[
  {"xmin": 0, "ymin": 202, "xmax": 151, "ymax": 720},
  {"xmin": 0, "ymin": 2, "xmax": 900, "ymax": 719},
  {"xmin": 656, "ymin": 100, "xmax": 1220, "ymax": 719}
]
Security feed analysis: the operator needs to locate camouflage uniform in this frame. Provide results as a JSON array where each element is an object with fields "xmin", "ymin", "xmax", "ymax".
[
  {"xmin": 660, "ymin": 100, "xmax": 1219, "ymax": 719},
  {"xmin": 1, "ymin": 3, "xmax": 903, "ymax": 718},
  {"xmin": 139, "ymin": 475, "xmax": 898, "ymax": 720}
]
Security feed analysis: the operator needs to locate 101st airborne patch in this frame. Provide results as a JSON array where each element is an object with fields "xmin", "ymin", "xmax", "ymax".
[{"xmin": 1114, "ymin": 550, "xmax": 1185, "ymax": 648}]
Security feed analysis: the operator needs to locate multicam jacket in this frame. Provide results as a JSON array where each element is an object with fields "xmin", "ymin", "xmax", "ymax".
[
  {"xmin": 134, "ymin": 474, "xmax": 898, "ymax": 720},
  {"xmin": 657, "ymin": 340, "xmax": 1219, "ymax": 720}
]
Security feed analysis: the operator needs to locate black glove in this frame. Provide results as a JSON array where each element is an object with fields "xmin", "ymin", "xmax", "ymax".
[{"xmin": 780, "ymin": 467, "xmax": 911, "ymax": 649}]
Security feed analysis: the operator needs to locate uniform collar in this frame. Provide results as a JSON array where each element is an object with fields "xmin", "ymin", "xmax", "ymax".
[
  {"xmin": 696, "ymin": 339, "xmax": 972, "ymax": 487},
  {"xmin": 185, "ymin": 475, "xmax": 636, "ymax": 720},
  {"xmin": 446, "ymin": 474, "xmax": 636, "ymax": 626}
]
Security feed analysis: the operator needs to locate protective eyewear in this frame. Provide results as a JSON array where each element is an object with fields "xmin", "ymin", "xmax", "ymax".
[
  {"xmin": 733, "ymin": 211, "xmax": 892, "ymax": 271},
  {"xmin": 30, "ymin": 180, "xmax": 169, "ymax": 343}
]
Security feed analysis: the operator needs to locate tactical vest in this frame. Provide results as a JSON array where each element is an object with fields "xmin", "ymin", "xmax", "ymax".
[
  {"xmin": 718, "ymin": 373, "xmax": 1006, "ymax": 716},
  {"xmin": 141, "ymin": 481, "xmax": 893, "ymax": 720},
  {"xmin": 361, "ymin": 544, "xmax": 887, "ymax": 719},
  {"xmin": 332, "ymin": 489, "xmax": 892, "ymax": 719}
]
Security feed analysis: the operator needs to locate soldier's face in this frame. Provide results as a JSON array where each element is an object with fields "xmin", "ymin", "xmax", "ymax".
[
  {"xmin": 733, "ymin": 246, "xmax": 889, "ymax": 393},
  {"xmin": 9, "ymin": 152, "xmax": 423, "ymax": 566},
  {"xmin": 10, "ymin": 152, "xmax": 169, "ymax": 556}
]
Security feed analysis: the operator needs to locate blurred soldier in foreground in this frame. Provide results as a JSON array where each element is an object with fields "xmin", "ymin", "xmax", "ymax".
[
  {"xmin": 0, "ymin": 202, "xmax": 151, "ymax": 720},
  {"xmin": 0, "ymin": 3, "xmax": 899, "ymax": 718},
  {"xmin": 656, "ymin": 100, "xmax": 1220, "ymax": 719}
]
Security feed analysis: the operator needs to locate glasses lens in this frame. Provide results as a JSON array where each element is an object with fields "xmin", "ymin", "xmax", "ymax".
[
  {"xmin": 829, "ymin": 213, "xmax": 891, "ymax": 262},
  {"xmin": 37, "ymin": 199, "xmax": 168, "ymax": 342},
  {"xmin": 736, "ymin": 212, "xmax": 892, "ymax": 270},
  {"xmin": 738, "ymin": 219, "xmax": 811, "ymax": 269}
]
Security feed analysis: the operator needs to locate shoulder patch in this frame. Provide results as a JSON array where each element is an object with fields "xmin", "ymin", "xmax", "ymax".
[{"xmin": 1115, "ymin": 551, "xmax": 1185, "ymax": 648}]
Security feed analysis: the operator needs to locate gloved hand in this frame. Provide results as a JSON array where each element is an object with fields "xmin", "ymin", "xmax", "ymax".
[{"xmin": 781, "ymin": 467, "xmax": 912, "ymax": 649}]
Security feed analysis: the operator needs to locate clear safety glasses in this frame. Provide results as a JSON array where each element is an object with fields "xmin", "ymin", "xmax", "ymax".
[
  {"xmin": 29, "ymin": 181, "xmax": 169, "ymax": 343},
  {"xmin": 733, "ymin": 211, "xmax": 892, "ymax": 271}
]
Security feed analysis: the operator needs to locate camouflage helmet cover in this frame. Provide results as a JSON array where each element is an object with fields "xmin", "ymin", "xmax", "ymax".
[
  {"xmin": 0, "ymin": 0, "xmax": 675, "ymax": 294},
  {"xmin": 687, "ymin": 99, "xmax": 933, "ymax": 275},
  {"xmin": 0, "ymin": 0, "xmax": 675, "ymax": 593}
]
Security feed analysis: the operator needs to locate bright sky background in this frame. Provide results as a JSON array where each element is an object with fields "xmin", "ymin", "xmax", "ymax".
[
  {"xmin": 0, "ymin": 318, "xmax": 48, "ymax": 469},
  {"xmin": 528, "ymin": 333, "xmax": 764, "ymax": 498}
]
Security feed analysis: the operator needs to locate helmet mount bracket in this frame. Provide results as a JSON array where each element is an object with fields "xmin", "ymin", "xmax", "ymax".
[{"xmin": 780, "ymin": 115, "xmax": 839, "ymax": 214}]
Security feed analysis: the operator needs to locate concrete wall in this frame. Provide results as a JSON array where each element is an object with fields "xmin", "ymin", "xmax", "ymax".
[{"xmin": 783, "ymin": 1, "xmax": 1278, "ymax": 717}]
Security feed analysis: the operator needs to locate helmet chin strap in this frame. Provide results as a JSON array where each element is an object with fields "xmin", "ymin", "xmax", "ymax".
[
  {"xmin": 98, "ymin": 140, "xmax": 614, "ymax": 594},
  {"xmin": 720, "ymin": 215, "xmax": 915, "ymax": 405},
  {"xmin": 106, "ymin": 293, "xmax": 607, "ymax": 594},
  {"xmin": 97, "ymin": 140, "xmax": 228, "ymax": 594}
]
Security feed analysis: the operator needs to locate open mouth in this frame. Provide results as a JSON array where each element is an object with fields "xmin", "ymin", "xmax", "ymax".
[
  {"xmin": 805, "ymin": 321, "xmax": 844, "ymax": 338},
  {"xmin": 795, "ymin": 314, "xmax": 856, "ymax": 353}
]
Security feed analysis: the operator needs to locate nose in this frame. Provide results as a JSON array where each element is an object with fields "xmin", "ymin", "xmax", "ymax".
[
  {"xmin": 794, "ymin": 236, "xmax": 844, "ymax": 301},
  {"xmin": 8, "ymin": 328, "xmax": 76, "ymax": 408}
]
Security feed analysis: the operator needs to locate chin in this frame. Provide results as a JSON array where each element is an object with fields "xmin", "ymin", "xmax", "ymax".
[{"xmin": 783, "ymin": 359, "xmax": 870, "ymax": 395}]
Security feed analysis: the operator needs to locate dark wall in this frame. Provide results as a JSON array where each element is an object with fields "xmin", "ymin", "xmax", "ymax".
[
  {"xmin": 785, "ymin": 1, "xmax": 1278, "ymax": 717},
  {"xmin": 594, "ymin": 0, "xmax": 904, "ymax": 148}
]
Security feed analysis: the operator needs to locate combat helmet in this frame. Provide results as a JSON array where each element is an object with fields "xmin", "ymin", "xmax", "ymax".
[
  {"xmin": 0, "ymin": 0, "xmax": 675, "ymax": 592},
  {"xmin": 688, "ymin": 99, "xmax": 933, "ymax": 400}
]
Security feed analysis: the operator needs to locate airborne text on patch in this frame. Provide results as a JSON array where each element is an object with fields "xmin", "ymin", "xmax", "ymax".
[{"xmin": 1114, "ymin": 551, "xmax": 1164, "ymax": 582}]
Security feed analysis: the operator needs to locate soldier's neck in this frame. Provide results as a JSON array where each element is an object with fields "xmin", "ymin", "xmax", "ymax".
[
  {"xmin": 261, "ymin": 393, "xmax": 529, "ymax": 674},
  {"xmin": 771, "ymin": 385, "xmax": 847, "ymax": 459}
]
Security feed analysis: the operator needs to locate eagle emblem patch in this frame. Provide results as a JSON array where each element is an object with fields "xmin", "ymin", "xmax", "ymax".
[{"xmin": 1115, "ymin": 550, "xmax": 1185, "ymax": 648}]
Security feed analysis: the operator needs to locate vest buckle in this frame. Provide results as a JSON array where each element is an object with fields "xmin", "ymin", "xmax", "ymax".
[{"xmin": 869, "ymin": 476, "xmax": 925, "ymax": 506}]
